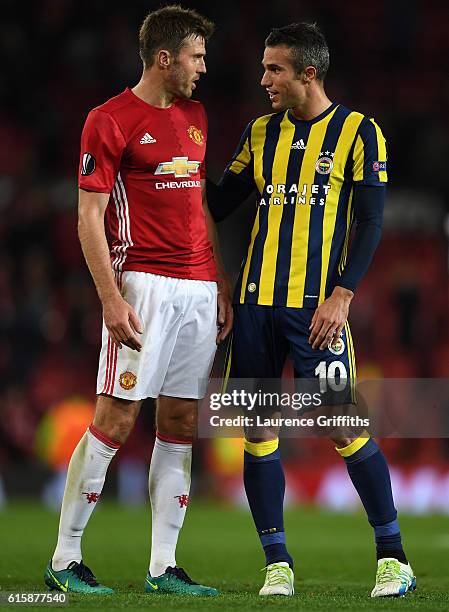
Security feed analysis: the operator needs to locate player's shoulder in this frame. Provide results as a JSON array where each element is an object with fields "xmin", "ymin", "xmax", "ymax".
[
  {"xmin": 246, "ymin": 111, "xmax": 282, "ymax": 138},
  {"xmin": 252, "ymin": 111, "xmax": 281, "ymax": 128},
  {"xmin": 89, "ymin": 89, "xmax": 134, "ymax": 119},
  {"xmin": 84, "ymin": 89, "xmax": 147, "ymax": 142},
  {"xmin": 340, "ymin": 105, "xmax": 385, "ymax": 138},
  {"xmin": 231, "ymin": 111, "xmax": 282, "ymax": 148}
]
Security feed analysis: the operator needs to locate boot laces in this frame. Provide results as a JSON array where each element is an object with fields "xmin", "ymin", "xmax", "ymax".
[
  {"xmin": 262, "ymin": 563, "xmax": 291, "ymax": 586},
  {"xmin": 377, "ymin": 560, "xmax": 401, "ymax": 584},
  {"xmin": 166, "ymin": 566, "xmax": 198, "ymax": 585},
  {"xmin": 68, "ymin": 561, "xmax": 99, "ymax": 587}
]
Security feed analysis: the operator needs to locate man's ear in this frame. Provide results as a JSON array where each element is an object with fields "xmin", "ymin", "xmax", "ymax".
[
  {"xmin": 157, "ymin": 49, "xmax": 172, "ymax": 69},
  {"xmin": 302, "ymin": 66, "xmax": 317, "ymax": 83}
]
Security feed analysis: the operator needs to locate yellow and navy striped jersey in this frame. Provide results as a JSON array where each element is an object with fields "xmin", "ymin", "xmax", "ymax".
[{"xmin": 225, "ymin": 103, "xmax": 387, "ymax": 308}]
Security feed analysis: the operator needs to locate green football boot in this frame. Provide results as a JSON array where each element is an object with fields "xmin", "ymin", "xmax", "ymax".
[
  {"xmin": 371, "ymin": 558, "xmax": 416, "ymax": 597},
  {"xmin": 145, "ymin": 566, "xmax": 219, "ymax": 596},
  {"xmin": 259, "ymin": 562, "xmax": 295, "ymax": 596},
  {"xmin": 44, "ymin": 560, "xmax": 114, "ymax": 594}
]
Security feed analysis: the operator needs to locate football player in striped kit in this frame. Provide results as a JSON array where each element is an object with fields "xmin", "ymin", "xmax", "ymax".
[
  {"xmin": 208, "ymin": 22, "xmax": 415, "ymax": 599},
  {"xmin": 45, "ymin": 6, "xmax": 231, "ymax": 597}
]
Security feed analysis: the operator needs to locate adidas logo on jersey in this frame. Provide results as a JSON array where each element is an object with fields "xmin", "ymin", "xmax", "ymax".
[
  {"xmin": 291, "ymin": 139, "xmax": 306, "ymax": 150},
  {"xmin": 140, "ymin": 132, "xmax": 156, "ymax": 144}
]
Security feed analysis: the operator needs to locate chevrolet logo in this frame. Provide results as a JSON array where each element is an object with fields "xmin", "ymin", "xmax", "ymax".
[{"xmin": 155, "ymin": 157, "xmax": 200, "ymax": 178}]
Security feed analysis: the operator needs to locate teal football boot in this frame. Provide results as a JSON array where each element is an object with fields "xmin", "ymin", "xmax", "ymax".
[
  {"xmin": 44, "ymin": 560, "xmax": 114, "ymax": 594},
  {"xmin": 145, "ymin": 566, "xmax": 219, "ymax": 596}
]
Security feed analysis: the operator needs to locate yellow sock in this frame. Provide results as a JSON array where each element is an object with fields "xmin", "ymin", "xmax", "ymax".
[{"xmin": 244, "ymin": 438, "xmax": 279, "ymax": 457}]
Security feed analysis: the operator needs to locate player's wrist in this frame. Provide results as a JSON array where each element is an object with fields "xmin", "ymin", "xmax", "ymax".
[
  {"xmin": 332, "ymin": 285, "xmax": 354, "ymax": 302},
  {"xmin": 99, "ymin": 286, "xmax": 124, "ymax": 306},
  {"xmin": 217, "ymin": 272, "xmax": 232, "ymax": 293}
]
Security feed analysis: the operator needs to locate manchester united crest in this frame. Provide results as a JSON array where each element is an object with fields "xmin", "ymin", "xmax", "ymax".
[
  {"xmin": 188, "ymin": 125, "xmax": 204, "ymax": 146},
  {"xmin": 119, "ymin": 371, "xmax": 137, "ymax": 390}
]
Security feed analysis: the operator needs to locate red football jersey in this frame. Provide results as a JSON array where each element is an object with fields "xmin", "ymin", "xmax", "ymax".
[{"xmin": 78, "ymin": 87, "xmax": 216, "ymax": 281}]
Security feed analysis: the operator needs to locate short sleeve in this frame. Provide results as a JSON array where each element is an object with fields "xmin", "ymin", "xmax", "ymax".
[
  {"xmin": 352, "ymin": 117, "xmax": 388, "ymax": 186},
  {"xmin": 223, "ymin": 121, "xmax": 254, "ymax": 186},
  {"xmin": 78, "ymin": 109, "xmax": 126, "ymax": 193}
]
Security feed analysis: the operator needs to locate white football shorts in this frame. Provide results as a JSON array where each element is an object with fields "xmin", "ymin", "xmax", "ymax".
[{"xmin": 97, "ymin": 271, "xmax": 217, "ymax": 400}]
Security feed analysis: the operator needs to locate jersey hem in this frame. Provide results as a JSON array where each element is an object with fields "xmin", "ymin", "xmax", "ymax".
[
  {"xmin": 234, "ymin": 299, "xmax": 319, "ymax": 310},
  {"xmin": 120, "ymin": 263, "xmax": 217, "ymax": 282},
  {"xmin": 353, "ymin": 180, "xmax": 387, "ymax": 187},
  {"xmin": 97, "ymin": 390, "xmax": 158, "ymax": 400}
]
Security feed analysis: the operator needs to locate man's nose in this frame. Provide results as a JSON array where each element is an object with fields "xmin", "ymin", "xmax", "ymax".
[
  {"xmin": 198, "ymin": 59, "xmax": 206, "ymax": 74},
  {"xmin": 261, "ymin": 71, "xmax": 270, "ymax": 87}
]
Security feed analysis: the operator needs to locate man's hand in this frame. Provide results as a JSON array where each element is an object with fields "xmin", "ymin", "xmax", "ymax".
[
  {"xmin": 216, "ymin": 275, "xmax": 233, "ymax": 344},
  {"xmin": 103, "ymin": 295, "xmax": 143, "ymax": 351},
  {"xmin": 308, "ymin": 286, "xmax": 354, "ymax": 350}
]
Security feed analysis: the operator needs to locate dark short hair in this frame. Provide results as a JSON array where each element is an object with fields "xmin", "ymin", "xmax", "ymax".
[
  {"xmin": 265, "ymin": 22, "xmax": 329, "ymax": 80},
  {"xmin": 139, "ymin": 4, "xmax": 215, "ymax": 68}
]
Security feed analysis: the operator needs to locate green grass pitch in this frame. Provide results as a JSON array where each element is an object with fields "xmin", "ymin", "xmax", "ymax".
[{"xmin": 1, "ymin": 501, "xmax": 448, "ymax": 611}]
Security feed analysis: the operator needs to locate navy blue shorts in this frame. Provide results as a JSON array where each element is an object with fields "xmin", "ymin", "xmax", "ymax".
[{"xmin": 225, "ymin": 304, "xmax": 356, "ymax": 406}]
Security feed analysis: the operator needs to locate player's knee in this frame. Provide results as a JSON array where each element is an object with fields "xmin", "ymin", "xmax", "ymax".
[
  {"xmin": 179, "ymin": 410, "xmax": 197, "ymax": 439},
  {"xmin": 93, "ymin": 403, "xmax": 137, "ymax": 444},
  {"xmin": 111, "ymin": 415, "xmax": 136, "ymax": 443},
  {"xmin": 157, "ymin": 409, "xmax": 197, "ymax": 442},
  {"xmin": 94, "ymin": 418, "xmax": 134, "ymax": 444},
  {"xmin": 331, "ymin": 434, "xmax": 355, "ymax": 447}
]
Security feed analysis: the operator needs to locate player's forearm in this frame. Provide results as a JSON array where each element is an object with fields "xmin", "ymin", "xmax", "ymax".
[
  {"xmin": 78, "ymin": 211, "xmax": 121, "ymax": 304},
  {"xmin": 201, "ymin": 181, "xmax": 230, "ymax": 285},
  {"xmin": 204, "ymin": 203, "xmax": 228, "ymax": 284},
  {"xmin": 338, "ymin": 185, "xmax": 385, "ymax": 292},
  {"xmin": 206, "ymin": 173, "xmax": 254, "ymax": 222},
  {"xmin": 338, "ymin": 223, "xmax": 382, "ymax": 292}
]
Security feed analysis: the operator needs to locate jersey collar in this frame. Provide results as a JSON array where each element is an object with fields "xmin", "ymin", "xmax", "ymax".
[
  {"xmin": 125, "ymin": 87, "xmax": 179, "ymax": 112},
  {"xmin": 287, "ymin": 102, "xmax": 338, "ymax": 126}
]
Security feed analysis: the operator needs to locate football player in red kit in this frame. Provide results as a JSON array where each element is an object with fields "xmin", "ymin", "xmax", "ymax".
[{"xmin": 45, "ymin": 5, "xmax": 231, "ymax": 596}]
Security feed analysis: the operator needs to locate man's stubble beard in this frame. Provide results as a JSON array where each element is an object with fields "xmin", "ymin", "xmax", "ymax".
[{"xmin": 169, "ymin": 62, "xmax": 192, "ymax": 100}]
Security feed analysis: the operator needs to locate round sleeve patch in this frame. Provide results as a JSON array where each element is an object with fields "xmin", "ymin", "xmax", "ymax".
[{"xmin": 81, "ymin": 152, "xmax": 96, "ymax": 176}]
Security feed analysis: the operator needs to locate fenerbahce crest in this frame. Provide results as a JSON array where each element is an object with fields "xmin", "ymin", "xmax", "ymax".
[
  {"xmin": 328, "ymin": 336, "xmax": 345, "ymax": 355},
  {"xmin": 316, "ymin": 156, "xmax": 333, "ymax": 175}
]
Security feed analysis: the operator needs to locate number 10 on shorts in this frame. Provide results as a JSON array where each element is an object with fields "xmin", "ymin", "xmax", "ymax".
[{"xmin": 315, "ymin": 360, "xmax": 348, "ymax": 394}]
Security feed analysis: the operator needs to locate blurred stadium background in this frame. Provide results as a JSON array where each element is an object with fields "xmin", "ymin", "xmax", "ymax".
[{"xmin": 1, "ymin": 0, "xmax": 449, "ymax": 520}]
